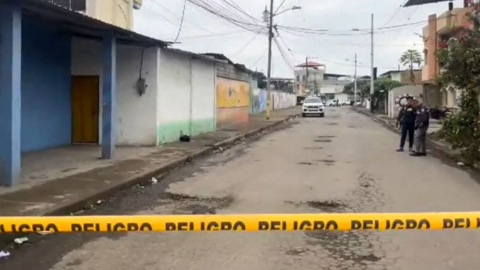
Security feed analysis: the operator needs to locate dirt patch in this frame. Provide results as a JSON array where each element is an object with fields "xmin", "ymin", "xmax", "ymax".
[{"xmin": 314, "ymin": 139, "xmax": 332, "ymax": 143}]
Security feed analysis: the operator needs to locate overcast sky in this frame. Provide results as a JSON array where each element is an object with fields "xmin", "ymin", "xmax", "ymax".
[{"xmin": 134, "ymin": 0, "xmax": 462, "ymax": 78}]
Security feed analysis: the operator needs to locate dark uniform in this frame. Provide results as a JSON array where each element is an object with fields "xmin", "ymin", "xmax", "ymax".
[
  {"xmin": 412, "ymin": 106, "xmax": 430, "ymax": 156},
  {"xmin": 397, "ymin": 105, "xmax": 416, "ymax": 150}
]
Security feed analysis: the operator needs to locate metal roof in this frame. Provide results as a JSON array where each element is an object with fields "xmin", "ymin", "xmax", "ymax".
[
  {"xmin": 1, "ymin": 0, "xmax": 171, "ymax": 47},
  {"xmin": 403, "ymin": 0, "xmax": 451, "ymax": 7}
]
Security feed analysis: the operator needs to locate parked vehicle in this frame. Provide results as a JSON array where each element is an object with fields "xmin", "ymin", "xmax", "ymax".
[
  {"xmin": 326, "ymin": 100, "xmax": 337, "ymax": 107},
  {"xmin": 430, "ymin": 107, "xmax": 453, "ymax": 120},
  {"xmin": 302, "ymin": 97, "xmax": 325, "ymax": 117}
]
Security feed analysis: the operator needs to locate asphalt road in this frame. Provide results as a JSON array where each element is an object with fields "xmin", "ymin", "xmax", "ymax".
[{"xmin": 3, "ymin": 107, "xmax": 480, "ymax": 270}]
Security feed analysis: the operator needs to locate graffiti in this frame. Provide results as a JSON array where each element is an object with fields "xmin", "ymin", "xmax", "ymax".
[
  {"xmin": 251, "ymin": 89, "xmax": 296, "ymax": 113},
  {"xmin": 217, "ymin": 78, "xmax": 249, "ymax": 108}
]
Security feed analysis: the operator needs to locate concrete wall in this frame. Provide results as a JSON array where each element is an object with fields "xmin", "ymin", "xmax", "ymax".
[
  {"xmin": 388, "ymin": 85, "xmax": 423, "ymax": 118},
  {"xmin": 251, "ymin": 89, "xmax": 296, "ymax": 113},
  {"xmin": 216, "ymin": 77, "xmax": 250, "ymax": 128},
  {"xmin": 157, "ymin": 50, "xmax": 216, "ymax": 143},
  {"xmin": 191, "ymin": 60, "xmax": 216, "ymax": 135},
  {"xmin": 21, "ymin": 18, "xmax": 72, "ymax": 152},
  {"xmin": 71, "ymin": 37, "xmax": 159, "ymax": 146}
]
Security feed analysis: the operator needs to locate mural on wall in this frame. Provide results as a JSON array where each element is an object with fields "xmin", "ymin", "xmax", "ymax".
[
  {"xmin": 250, "ymin": 89, "xmax": 297, "ymax": 114},
  {"xmin": 217, "ymin": 78, "xmax": 250, "ymax": 108},
  {"xmin": 251, "ymin": 89, "xmax": 267, "ymax": 114}
]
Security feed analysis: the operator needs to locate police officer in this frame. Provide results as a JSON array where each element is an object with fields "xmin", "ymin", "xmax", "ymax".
[
  {"xmin": 410, "ymin": 99, "xmax": 429, "ymax": 157},
  {"xmin": 396, "ymin": 96, "xmax": 416, "ymax": 152}
]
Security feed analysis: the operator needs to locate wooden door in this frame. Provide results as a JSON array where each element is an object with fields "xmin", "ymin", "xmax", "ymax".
[{"xmin": 71, "ymin": 76, "xmax": 99, "ymax": 143}]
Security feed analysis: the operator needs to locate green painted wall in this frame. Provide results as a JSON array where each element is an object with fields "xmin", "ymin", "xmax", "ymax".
[{"xmin": 157, "ymin": 118, "xmax": 215, "ymax": 144}]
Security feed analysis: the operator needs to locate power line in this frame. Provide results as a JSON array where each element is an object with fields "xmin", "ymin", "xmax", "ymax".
[
  {"xmin": 274, "ymin": 0, "xmax": 288, "ymax": 14},
  {"xmin": 174, "ymin": 0, "xmax": 188, "ymax": 42},
  {"xmin": 250, "ymin": 48, "xmax": 268, "ymax": 69},
  {"xmin": 151, "ymin": 0, "xmax": 215, "ymax": 34},
  {"xmin": 187, "ymin": 0, "xmax": 266, "ymax": 33},
  {"xmin": 381, "ymin": 0, "xmax": 408, "ymax": 27},
  {"xmin": 177, "ymin": 30, "xmax": 247, "ymax": 40},
  {"xmin": 233, "ymin": 30, "xmax": 263, "ymax": 56}
]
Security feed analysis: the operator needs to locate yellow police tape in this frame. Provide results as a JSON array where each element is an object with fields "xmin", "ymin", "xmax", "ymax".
[{"xmin": 1, "ymin": 212, "xmax": 480, "ymax": 233}]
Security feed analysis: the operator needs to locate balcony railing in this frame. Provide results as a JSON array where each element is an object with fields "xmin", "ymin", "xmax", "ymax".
[{"xmin": 45, "ymin": 0, "xmax": 86, "ymax": 12}]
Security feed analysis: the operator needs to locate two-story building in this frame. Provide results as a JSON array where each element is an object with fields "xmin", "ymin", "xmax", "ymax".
[
  {"xmin": 47, "ymin": 0, "xmax": 142, "ymax": 30},
  {"xmin": 420, "ymin": 4, "xmax": 472, "ymax": 108},
  {"xmin": 294, "ymin": 61, "xmax": 353, "ymax": 101}
]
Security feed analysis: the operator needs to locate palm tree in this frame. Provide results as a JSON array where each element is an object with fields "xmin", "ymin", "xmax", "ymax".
[{"xmin": 399, "ymin": 49, "xmax": 422, "ymax": 85}]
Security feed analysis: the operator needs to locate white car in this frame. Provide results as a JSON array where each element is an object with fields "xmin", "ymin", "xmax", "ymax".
[
  {"xmin": 302, "ymin": 97, "xmax": 325, "ymax": 117},
  {"xmin": 326, "ymin": 100, "xmax": 337, "ymax": 107}
]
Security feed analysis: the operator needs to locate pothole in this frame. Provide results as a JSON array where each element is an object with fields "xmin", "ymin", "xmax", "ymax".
[
  {"xmin": 314, "ymin": 139, "xmax": 332, "ymax": 143},
  {"xmin": 316, "ymin": 159, "xmax": 335, "ymax": 165},
  {"xmin": 298, "ymin": 162, "xmax": 314, "ymax": 165},
  {"xmin": 163, "ymin": 192, "xmax": 234, "ymax": 210},
  {"xmin": 285, "ymin": 200, "xmax": 346, "ymax": 212},
  {"xmin": 304, "ymin": 146, "xmax": 323, "ymax": 150},
  {"xmin": 318, "ymin": 135, "xmax": 336, "ymax": 138},
  {"xmin": 326, "ymin": 123, "xmax": 339, "ymax": 126}
]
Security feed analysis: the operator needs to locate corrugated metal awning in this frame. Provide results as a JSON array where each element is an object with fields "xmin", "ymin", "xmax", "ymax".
[
  {"xmin": 0, "ymin": 0, "xmax": 172, "ymax": 47},
  {"xmin": 403, "ymin": 0, "xmax": 451, "ymax": 7}
]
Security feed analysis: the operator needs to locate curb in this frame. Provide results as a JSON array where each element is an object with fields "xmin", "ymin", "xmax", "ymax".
[
  {"xmin": 351, "ymin": 107, "xmax": 464, "ymax": 165},
  {"xmin": 0, "ymin": 112, "xmax": 300, "ymax": 248},
  {"xmin": 44, "ymin": 112, "xmax": 301, "ymax": 217}
]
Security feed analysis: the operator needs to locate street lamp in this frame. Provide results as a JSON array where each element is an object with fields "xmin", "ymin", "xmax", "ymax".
[
  {"xmin": 352, "ymin": 13, "xmax": 374, "ymax": 112},
  {"xmin": 264, "ymin": 3, "xmax": 301, "ymax": 120},
  {"xmin": 274, "ymin": 6, "xmax": 301, "ymax": 16}
]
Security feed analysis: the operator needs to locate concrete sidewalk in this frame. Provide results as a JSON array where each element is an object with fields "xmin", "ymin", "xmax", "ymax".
[{"xmin": 0, "ymin": 107, "xmax": 300, "ymax": 217}]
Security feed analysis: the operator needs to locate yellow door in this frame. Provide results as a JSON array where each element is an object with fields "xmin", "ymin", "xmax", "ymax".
[{"xmin": 72, "ymin": 76, "xmax": 99, "ymax": 144}]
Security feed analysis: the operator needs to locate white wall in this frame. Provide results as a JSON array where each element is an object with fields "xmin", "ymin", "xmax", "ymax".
[
  {"xmin": 71, "ymin": 37, "xmax": 158, "ymax": 146},
  {"xmin": 157, "ymin": 50, "xmax": 193, "ymax": 143},
  {"xmin": 191, "ymin": 59, "xmax": 216, "ymax": 135},
  {"xmin": 156, "ymin": 50, "xmax": 216, "ymax": 143}
]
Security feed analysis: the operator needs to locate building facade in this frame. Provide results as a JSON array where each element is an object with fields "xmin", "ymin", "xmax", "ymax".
[
  {"xmin": 421, "ymin": 5, "xmax": 471, "ymax": 108},
  {"xmin": 380, "ymin": 69, "xmax": 422, "ymax": 85},
  {"xmin": 46, "ymin": 0, "xmax": 141, "ymax": 30},
  {"xmin": 294, "ymin": 62, "xmax": 353, "ymax": 101}
]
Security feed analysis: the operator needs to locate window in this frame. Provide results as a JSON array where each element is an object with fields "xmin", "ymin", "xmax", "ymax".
[
  {"xmin": 424, "ymin": 49, "xmax": 428, "ymax": 65},
  {"xmin": 302, "ymin": 75, "xmax": 306, "ymax": 81},
  {"xmin": 296, "ymin": 75, "xmax": 300, "ymax": 82}
]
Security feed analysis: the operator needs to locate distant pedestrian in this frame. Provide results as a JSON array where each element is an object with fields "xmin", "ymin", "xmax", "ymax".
[
  {"xmin": 410, "ymin": 99, "xmax": 430, "ymax": 157},
  {"xmin": 396, "ymin": 96, "xmax": 416, "ymax": 152}
]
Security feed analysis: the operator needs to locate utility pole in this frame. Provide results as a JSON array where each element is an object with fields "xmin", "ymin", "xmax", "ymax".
[
  {"xmin": 370, "ymin": 13, "xmax": 375, "ymax": 113},
  {"xmin": 265, "ymin": 0, "xmax": 274, "ymax": 120},
  {"xmin": 305, "ymin": 56, "xmax": 309, "ymax": 96},
  {"xmin": 354, "ymin": 53, "xmax": 357, "ymax": 105}
]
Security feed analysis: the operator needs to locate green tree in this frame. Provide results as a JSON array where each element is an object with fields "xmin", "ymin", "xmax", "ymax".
[
  {"xmin": 399, "ymin": 49, "xmax": 422, "ymax": 85},
  {"xmin": 343, "ymin": 77, "xmax": 403, "ymax": 106},
  {"xmin": 252, "ymin": 71, "xmax": 267, "ymax": 89},
  {"xmin": 436, "ymin": 5, "xmax": 480, "ymax": 165}
]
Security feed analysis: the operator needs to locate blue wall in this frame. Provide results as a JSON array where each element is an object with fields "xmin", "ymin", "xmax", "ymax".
[{"xmin": 21, "ymin": 17, "xmax": 72, "ymax": 152}]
